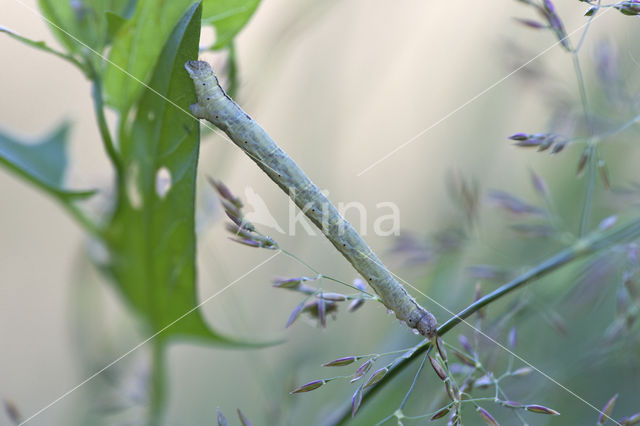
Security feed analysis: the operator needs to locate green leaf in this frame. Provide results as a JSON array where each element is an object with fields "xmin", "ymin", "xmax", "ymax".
[
  {"xmin": 34, "ymin": 0, "xmax": 137, "ymax": 75},
  {"xmin": 105, "ymin": 2, "xmax": 261, "ymax": 346},
  {"xmin": 37, "ymin": 0, "xmax": 84, "ymax": 55},
  {"xmin": 202, "ymin": 0, "xmax": 261, "ymax": 49},
  {"xmin": 37, "ymin": 0, "xmax": 132, "ymax": 62},
  {"xmin": 105, "ymin": 11, "xmax": 127, "ymax": 42},
  {"xmin": 0, "ymin": 123, "xmax": 95, "ymax": 200},
  {"xmin": 103, "ymin": 0, "xmax": 197, "ymax": 112}
]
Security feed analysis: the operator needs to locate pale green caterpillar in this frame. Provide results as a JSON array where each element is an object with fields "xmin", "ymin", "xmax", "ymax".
[{"xmin": 185, "ymin": 60, "xmax": 437, "ymax": 338}]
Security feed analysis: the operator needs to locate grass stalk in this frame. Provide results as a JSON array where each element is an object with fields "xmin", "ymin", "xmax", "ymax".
[{"xmin": 327, "ymin": 216, "xmax": 640, "ymax": 425}]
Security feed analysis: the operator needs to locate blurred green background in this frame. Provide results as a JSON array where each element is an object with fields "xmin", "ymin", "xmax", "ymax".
[{"xmin": 1, "ymin": 0, "xmax": 640, "ymax": 425}]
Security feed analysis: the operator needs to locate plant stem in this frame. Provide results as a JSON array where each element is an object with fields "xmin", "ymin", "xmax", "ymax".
[
  {"xmin": 61, "ymin": 200, "xmax": 102, "ymax": 237},
  {"xmin": 572, "ymin": 52, "xmax": 597, "ymax": 237},
  {"xmin": 148, "ymin": 340, "xmax": 167, "ymax": 426},
  {"xmin": 573, "ymin": 0, "xmax": 600, "ymax": 54},
  {"xmin": 88, "ymin": 66, "xmax": 123, "ymax": 178},
  {"xmin": 597, "ymin": 113, "xmax": 640, "ymax": 140},
  {"xmin": 327, "ymin": 216, "xmax": 640, "ymax": 425},
  {"xmin": 579, "ymin": 143, "xmax": 597, "ymax": 236}
]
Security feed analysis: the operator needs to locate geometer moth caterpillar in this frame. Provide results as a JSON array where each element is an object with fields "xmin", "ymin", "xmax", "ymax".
[{"xmin": 184, "ymin": 60, "xmax": 437, "ymax": 338}]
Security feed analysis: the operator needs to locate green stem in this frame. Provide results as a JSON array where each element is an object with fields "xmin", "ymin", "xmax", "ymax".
[
  {"xmin": 579, "ymin": 143, "xmax": 597, "ymax": 236},
  {"xmin": 0, "ymin": 27, "xmax": 86, "ymax": 72},
  {"xmin": 87, "ymin": 64, "xmax": 123, "ymax": 179},
  {"xmin": 572, "ymin": 53, "xmax": 597, "ymax": 237},
  {"xmin": 597, "ymin": 113, "xmax": 640, "ymax": 140},
  {"xmin": 573, "ymin": 0, "xmax": 600, "ymax": 54},
  {"xmin": 572, "ymin": 54, "xmax": 593, "ymax": 136},
  {"xmin": 61, "ymin": 200, "xmax": 102, "ymax": 237},
  {"xmin": 148, "ymin": 340, "xmax": 167, "ymax": 426},
  {"xmin": 327, "ymin": 217, "xmax": 640, "ymax": 425}
]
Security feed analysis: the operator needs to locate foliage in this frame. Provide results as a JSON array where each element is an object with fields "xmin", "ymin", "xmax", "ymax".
[{"xmin": 1, "ymin": 0, "xmax": 262, "ymax": 423}]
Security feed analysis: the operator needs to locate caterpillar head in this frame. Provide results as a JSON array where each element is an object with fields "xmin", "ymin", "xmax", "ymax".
[
  {"xmin": 184, "ymin": 60, "xmax": 214, "ymax": 80},
  {"xmin": 416, "ymin": 311, "xmax": 438, "ymax": 339},
  {"xmin": 406, "ymin": 308, "xmax": 438, "ymax": 339},
  {"xmin": 184, "ymin": 60, "xmax": 225, "ymax": 120}
]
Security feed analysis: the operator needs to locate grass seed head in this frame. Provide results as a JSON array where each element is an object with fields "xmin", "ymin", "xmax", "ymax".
[
  {"xmin": 351, "ymin": 359, "xmax": 373, "ymax": 382},
  {"xmin": 514, "ymin": 17, "xmax": 547, "ymax": 29},
  {"xmin": 598, "ymin": 160, "xmax": 611, "ymax": 189},
  {"xmin": 272, "ymin": 276, "xmax": 314, "ymax": 289},
  {"xmin": 525, "ymin": 404, "xmax": 560, "ymax": 415},
  {"xmin": 428, "ymin": 355, "xmax": 448, "ymax": 381},
  {"xmin": 320, "ymin": 292, "xmax": 347, "ymax": 302},
  {"xmin": 577, "ymin": 148, "xmax": 590, "ymax": 176},
  {"xmin": 237, "ymin": 408, "xmax": 252, "ymax": 426},
  {"xmin": 597, "ymin": 394, "xmax": 618, "ymax": 425},
  {"xmin": 508, "ymin": 327, "xmax": 517, "ymax": 349},
  {"xmin": 3, "ymin": 399, "xmax": 21, "ymax": 425},
  {"xmin": 599, "ymin": 215, "xmax": 618, "ymax": 231},
  {"xmin": 430, "ymin": 406, "xmax": 450, "ymax": 420},
  {"xmin": 347, "ymin": 298, "xmax": 365, "ymax": 312},
  {"xmin": 488, "ymin": 190, "xmax": 545, "ymax": 216},
  {"xmin": 363, "ymin": 367, "xmax": 388, "ymax": 389},
  {"xmin": 620, "ymin": 412, "xmax": 640, "ymax": 425},
  {"xmin": 285, "ymin": 301, "xmax": 306, "ymax": 328},
  {"xmin": 476, "ymin": 406, "xmax": 499, "ymax": 426},
  {"xmin": 474, "ymin": 374, "xmax": 493, "ymax": 389},
  {"xmin": 217, "ymin": 408, "xmax": 229, "ymax": 426},
  {"xmin": 351, "ymin": 385, "xmax": 363, "ymax": 417},
  {"xmin": 436, "ymin": 336, "xmax": 448, "ymax": 362},
  {"xmin": 458, "ymin": 335, "xmax": 474, "ymax": 354},
  {"xmin": 322, "ymin": 356, "xmax": 357, "ymax": 367},
  {"xmin": 512, "ymin": 367, "xmax": 533, "ymax": 376},
  {"xmin": 290, "ymin": 379, "xmax": 324, "ymax": 394},
  {"xmin": 615, "ymin": 0, "xmax": 640, "ymax": 15}
]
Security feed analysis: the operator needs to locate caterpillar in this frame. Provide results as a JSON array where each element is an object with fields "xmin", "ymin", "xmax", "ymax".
[{"xmin": 185, "ymin": 60, "xmax": 437, "ymax": 338}]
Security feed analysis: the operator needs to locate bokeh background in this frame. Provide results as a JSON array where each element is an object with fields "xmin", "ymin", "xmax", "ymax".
[{"xmin": 1, "ymin": 0, "xmax": 640, "ymax": 425}]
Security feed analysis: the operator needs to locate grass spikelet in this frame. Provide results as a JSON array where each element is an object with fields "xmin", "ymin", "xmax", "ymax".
[
  {"xmin": 597, "ymin": 394, "xmax": 618, "ymax": 425},
  {"xmin": 351, "ymin": 359, "xmax": 373, "ymax": 382},
  {"xmin": 3, "ymin": 399, "xmax": 21, "ymax": 425},
  {"xmin": 217, "ymin": 408, "xmax": 229, "ymax": 426},
  {"xmin": 488, "ymin": 190, "xmax": 545, "ymax": 216},
  {"xmin": 620, "ymin": 412, "xmax": 640, "ymax": 425},
  {"xmin": 363, "ymin": 367, "xmax": 388, "ymax": 389},
  {"xmin": 428, "ymin": 355, "xmax": 448, "ymax": 381},
  {"xmin": 285, "ymin": 300, "xmax": 306, "ymax": 328},
  {"xmin": 436, "ymin": 336, "xmax": 448, "ymax": 362},
  {"xmin": 476, "ymin": 406, "xmax": 500, "ymax": 426},
  {"xmin": 525, "ymin": 404, "xmax": 560, "ymax": 415},
  {"xmin": 237, "ymin": 408, "xmax": 252, "ymax": 426},
  {"xmin": 322, "ymin": 356, "xmax": 357, "ymax": 367},
  {"xmin": 290, "ymin": 379, "xmax": 325, "ymax": 394},
  {"xmin": 430, "ymin": 406, "xmax": 451, "ymax": 420},
  {"xmin": 351, "ymin": 385, "xmax": 364, "ymax": 417}
]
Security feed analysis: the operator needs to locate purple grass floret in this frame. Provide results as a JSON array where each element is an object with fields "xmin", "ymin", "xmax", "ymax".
[
  {"xmin": 476, "ymin": 406, "xmax": 499, "ymax": 426},
  {"xmin": 430, "ymin": 406, "xmax": 451, "ymax": 420},
  {"xmin": 428, "ymin": 355, "xmax": 448, "ymax": 381},
  {"xmin": 351, "ymin": 385, "xmax": 363, "ymax": 417},
  {"xmin": 615, "ymin": 0, "xmax": 640, "ymax": 15},
  {"xmin": 525, "ymin": 404, "xmax": 560, "ymax": 415},
  {"xmin": 598, "ymin": 394, "xmax": 618, "ymax": 425},
  {"xmin": 322, "ymin": 356, "xmax": 357, "ymax": 367},
  {"xmin": 290, "ymin": 379, "xmax": 325, "ymax": 394}
]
